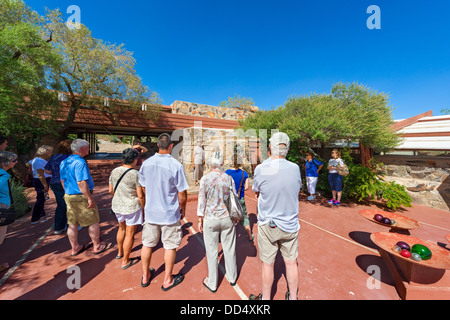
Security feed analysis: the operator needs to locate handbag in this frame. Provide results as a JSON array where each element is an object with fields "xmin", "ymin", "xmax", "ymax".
[
  {"xmin": 0, "ymin": 179, "xmax": 16, "ymax": 227},
  {"xmin": 337, "ymin": 162, "xmax": 349, "ymax": 176},
  {"xmin": 110, "ymin": 168, "xmax": 134, "ymax": 215},
  {"xmin": 225, "ymin": 172, "xmax": 244, "ymax": 222}
]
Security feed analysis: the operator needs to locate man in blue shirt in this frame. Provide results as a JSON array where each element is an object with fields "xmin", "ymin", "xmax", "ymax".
[{"xmin": 60, "ymin": 139, "xmax": 112, "ymax": 256}]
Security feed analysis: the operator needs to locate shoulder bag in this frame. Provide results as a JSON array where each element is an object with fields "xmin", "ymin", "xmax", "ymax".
[
  {"xmin": 337, "ymin": 160, "xmax": 349, "ymax": 176},
  {"xmin": 225, "ymin": 172, "xmax": 244, "ymax": 222},
  {"xmin": 110, "ymin": 168, "xmax": 134, "ymax": 215},
  {"xmin": 0, "ymin": 178, "xmax": 16, "ymax": 227}
]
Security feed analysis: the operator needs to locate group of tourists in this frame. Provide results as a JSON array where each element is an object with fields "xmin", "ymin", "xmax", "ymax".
[{"xmin": 0, "ymin": 132, "xmax": 348, "ymax": 299}]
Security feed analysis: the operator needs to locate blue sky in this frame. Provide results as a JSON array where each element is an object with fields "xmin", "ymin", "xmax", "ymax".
[{"xmin": 30, "ymin": 0, "xmax": 450, "ymax": 119}]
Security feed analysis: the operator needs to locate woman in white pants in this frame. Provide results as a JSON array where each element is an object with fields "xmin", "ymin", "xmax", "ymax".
[
  {"xmin": 197, "ymin": 157, "xmax": 237, "ymax": 293},
  {"xmin": 305, "ymin": 152, "xmax": 323, "ymax": 201}
]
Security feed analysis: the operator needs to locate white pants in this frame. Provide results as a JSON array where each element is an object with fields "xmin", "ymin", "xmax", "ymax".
[
  {"xmin": 306, "ymin": 176, "xmax": 318, "ymax": 195},
  {"xmin": 203, "ymin": 217, "xmax": 237, "ymax": 290}
]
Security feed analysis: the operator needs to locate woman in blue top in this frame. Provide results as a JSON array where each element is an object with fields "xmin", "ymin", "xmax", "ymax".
[
  {"xmin": 305, "ymin": 152, "xmax": 323, "ymax": 201},
  {"xmin": 0, "ymin": 151, "xmax": 18, "ymax": 273},
  {"xmin": 44, "ymin": 139, "xmax": 72, "ymax": 234},
  {"xmin": 225, "ymin": 154, "xmax": 253, "ymax": 241},
  {"xmin": 28, "ymin": 145, "xmax": 53, "ymax": 224}
]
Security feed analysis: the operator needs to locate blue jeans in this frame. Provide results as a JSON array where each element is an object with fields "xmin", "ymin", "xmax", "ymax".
[
  {"xmin": 50, "ymin": 183, "xmax": 67, "ymax": 231},
  {"xmin": 328, "ymin": 173, "xmax": 343, "ymax": 192}
]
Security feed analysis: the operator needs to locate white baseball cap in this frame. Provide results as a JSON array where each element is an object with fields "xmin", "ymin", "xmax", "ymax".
[{"xmin": 269, "ymin": 132, "xmax": 290, "ymax": 148}]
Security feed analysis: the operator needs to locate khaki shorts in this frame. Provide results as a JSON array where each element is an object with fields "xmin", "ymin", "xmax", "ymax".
[
  {"xmin": 257, "ymin": 223, "xmax": 299, "ymax": 264},
  {"xmin": 64, "ymin": 194, "xmax": 100, "ymax": 227},
  {"xmin": 142, "ymin": 222, "xmax": 182, "ymax": 250}
]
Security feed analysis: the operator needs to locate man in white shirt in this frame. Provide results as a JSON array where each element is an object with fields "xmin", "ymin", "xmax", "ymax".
[
  {"xmin": 139, "ymin": 133, "xmax": 189, "ymax": 290},
  {"xmin": 250, "ymin": 132, "xmax": 302, "ymax": 300}
]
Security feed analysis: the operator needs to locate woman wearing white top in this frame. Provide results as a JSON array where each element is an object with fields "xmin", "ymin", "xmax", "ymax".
[
  {"xmin": 327, "ymin": 149, "xmax": 345, "ymax": 206},
  {"xmin": 29, "ymin": 145, "xmax": 53, "ymax": 224},
  {"xmin": 197, "ymin": 156, "xmax": 237, "ymax": 293}
]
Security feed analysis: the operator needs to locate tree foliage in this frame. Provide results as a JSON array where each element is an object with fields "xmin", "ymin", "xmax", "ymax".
[
  {"xmin": 239, "ymin": 82, "xmax": 400, "ymax": 153},
  {"xmin": 0, "ymin": 0, "xmax": 160, "ymax": 153},
  {"xmin": 0, "ymin": 0, "xmax": 61, "ymax": 153}
]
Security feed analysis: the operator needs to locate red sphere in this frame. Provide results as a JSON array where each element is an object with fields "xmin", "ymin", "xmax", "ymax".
[
  {"xmin": 400, "ymin": 249, "xmax": 411, "ymax": 258},
  {"xmin": 373, "ymin": 214, "xmax": 384, "ymax": 222}
]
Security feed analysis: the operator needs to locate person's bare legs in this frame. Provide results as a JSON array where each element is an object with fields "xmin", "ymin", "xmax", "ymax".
[
  {"xmin": 67, "ymin": 224, "xmax": 82, "ymax": 255},
  {"xmin": 88, "ymin": 223, "xmax": 103, "ymax": 252},
  {"xmin": 116, "ymin": 221, "xmax": 126, "ymax": 258},
  {"xmin": 337, "ymin": 191, "xmax": 342, "ymax": 203},
  {"xmin": 122, "ymin": 225, "xmax": 137, "ymax": 267},
  {"xmin": 162, "ymin": 249, "xmax": 176, "ymax": 289},
  {"xmin": 261, "ymin": 262, "xmax": 274, "ymax": 300},
  {"xmin": 284, "ymin": 258, "xmax": 298, "ymax": 300},
  {"xmin": 141, "ymin": 245, "xmax": 153, "ymax": 283}
]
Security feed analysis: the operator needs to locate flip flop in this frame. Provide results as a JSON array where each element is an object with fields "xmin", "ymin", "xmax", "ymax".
[
  {"xmin": 141, "ymin": 267, "xmax": 155, "ymax": 287},
  {"xmin": 0, "ymin": 263, "xmax": 9, "ymax": 273},
  {"xmin": 202, "ymin": 277, "xmax": 217, "ymax": 293},
  {"xmin": 71, "ymin": 244, "xmax": 87, "ymax": 256},
  {"xmin": 121, "ymin": 257, "xmax": 141, "ymax": 270},
  {"xmin": 93, "ymin": 243, "xmax": 114, "ymax": 255},
  {"xmin": 161, "ymin": 273, "xmax": 184, "ymax": 291}
]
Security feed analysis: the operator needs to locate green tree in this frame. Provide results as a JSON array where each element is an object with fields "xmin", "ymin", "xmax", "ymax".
[
  {"xmin": 219, "ymin": 94, "xmax": 256, "ymax": 111},
  {"xmin": 0, "ymin": 0, "xmax": 61, "ymax": 154},
  {"xmin": 239, "ymin": 82, "xmax": 400, "ymax": 153},
  {"xmin": 45, "ymin": 9, "xmax": 160, "ymax": 136}
]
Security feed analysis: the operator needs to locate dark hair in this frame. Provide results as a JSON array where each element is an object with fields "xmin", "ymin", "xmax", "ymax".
[
  {"xmin": 122, "ymin": 148, "xmax": 139, "ymax": 164},
  {"xmin": 57, "ymin": 138, "xmax": 73, "ymax": 155},
  {"xmin": 157, "ymin": 133, "xmax": 172, "ymax": 150},
  {"xmin": 306, "ymin": 151, "xmax": 315, "ymax": 157},
  {"xmin": 0, "ymin": 136, "xmax": 7, "ymax": 145}
]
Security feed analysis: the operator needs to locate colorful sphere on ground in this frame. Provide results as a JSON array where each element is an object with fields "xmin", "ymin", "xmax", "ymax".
[
  {"xmin": 400, "ymin": 249, "xmax": 411, "ymax": 258},
  {"xmin": 381, "ymin": 217, "xmax": 391, "ymax": 225},
  {"xmin": 396, "ymin": 241, "xmax": 410, "ymax": 251},
  {"xmin": 411, "ymin": 244, "xmax": 432, "ymax": 260},
  {"xmin": 391, "ymin": 245, "xmax": 402, "ymax": 253},
  {"xmin": 411, "ymin": 253, "xmax": 422, "ymax": 262},
  {"xmin": 373, "ymin": 214, "xmax": 384, "ymax": 222}
]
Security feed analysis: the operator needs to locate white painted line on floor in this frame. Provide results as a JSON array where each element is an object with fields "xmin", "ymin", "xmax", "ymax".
[
  {"xmin": 182, "ymin": 218, "xmax": 248, "ymax": 300},
  {"xmin": 0, "ymin": 225, "xmax": 53, "ymax": 288}
]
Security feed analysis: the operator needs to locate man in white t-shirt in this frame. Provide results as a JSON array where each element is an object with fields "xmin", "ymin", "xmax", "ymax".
[
  {"xmin": 139, "ymin": 133, "xmax": 189, "ymax": 290},
  {"xmin": 249, "ymin": 132, "xmax": 302, "ymax": 300}
]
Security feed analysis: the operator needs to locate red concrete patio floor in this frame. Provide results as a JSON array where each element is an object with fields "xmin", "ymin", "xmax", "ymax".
[{"xmin": 0, "ymin": 184, "xmax": 449, "ymax": 300}]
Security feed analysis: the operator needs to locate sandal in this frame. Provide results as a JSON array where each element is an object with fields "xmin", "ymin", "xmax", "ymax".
[
  {"xmin": 71, "ymin": 244, "xmax": 87, "ymax": 256},
  {"xmin": 141, "ymin": 267, "xmax": 155, "ymax": 287},
  {"xmin": 122, "ymin": 257, "xmax": 141, "ymax": 270},
  {"xmin": 202, "ymin": 277, "xmax": 217, "ymax": 293},
  {"xmin": 93, "ymin": 243, "xmax": 114, "ymax": 255},
  {"xmin": 161, "ymin": 273, "xmax": 184, "ymax": 291}
]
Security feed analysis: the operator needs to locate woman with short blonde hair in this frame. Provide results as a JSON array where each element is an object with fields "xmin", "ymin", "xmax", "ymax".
[
  {"xmin": 327, "ymin": 149, "xmax": 345, "ymax": 206},
  {"xmin": 29, "ymin": 145, "xmax": 53, "ymax": 224}
]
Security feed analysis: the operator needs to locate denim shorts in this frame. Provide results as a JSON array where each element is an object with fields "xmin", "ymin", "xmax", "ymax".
[{"xmin": 328, "ymin": 173, "xmax": 343, "ymax": 192}]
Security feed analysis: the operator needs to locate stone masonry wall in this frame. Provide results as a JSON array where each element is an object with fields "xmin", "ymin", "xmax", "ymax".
[
  {"xmin": 375, "ymin": 155, "xmax": 450, "ymax": 211},
  {"xmin": 171, "ymin": 100, "xmax": 258, "ymax": 120}
]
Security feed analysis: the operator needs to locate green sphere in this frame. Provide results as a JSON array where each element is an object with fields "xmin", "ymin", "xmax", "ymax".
[{"xmin": 411, "ymin": 244, "xmax": 432, "ymax": 260}]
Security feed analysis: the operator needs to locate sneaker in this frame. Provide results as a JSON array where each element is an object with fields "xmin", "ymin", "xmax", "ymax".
[
  {"xmin": 328, "ymin": 199, "xmax": 335, "ymax": 204},
  {"xmin": 307, "ymin": 196, "xmax": 313, "ymax": 201},
  {"xmin": 333, "ymin": 201, "xmax": 341, "ymax": 206}
]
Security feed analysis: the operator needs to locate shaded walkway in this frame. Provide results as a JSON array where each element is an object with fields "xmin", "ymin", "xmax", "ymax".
[{"xmin": 0, "ymin": 183, "xmax": 449, "ymax": 300}]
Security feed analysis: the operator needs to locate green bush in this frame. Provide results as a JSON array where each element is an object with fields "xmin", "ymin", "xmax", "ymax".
[
  {"xmin": 10, "ymin": 179, "xmax": 30, "ymax": 218},
  {"xmin": 341, "ymin": 149, "xmax": 411, "ymax": 210}
]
